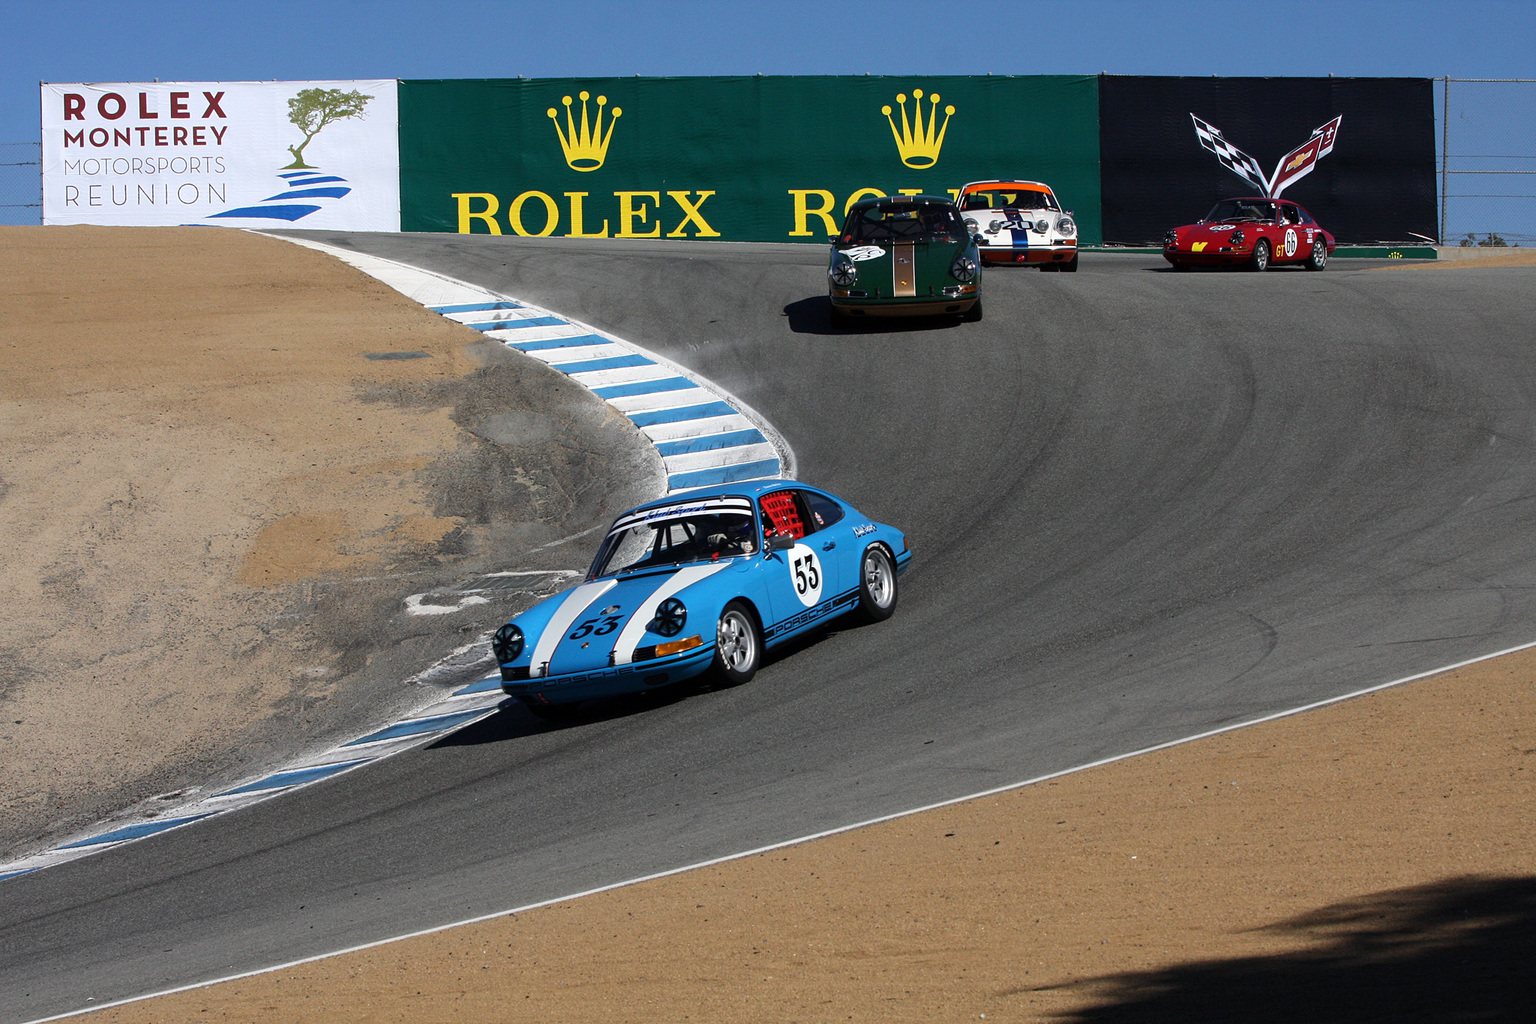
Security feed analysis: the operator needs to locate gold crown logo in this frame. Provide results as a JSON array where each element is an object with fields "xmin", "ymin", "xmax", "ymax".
[
  {"xmin": 882, "ymin": 88, "xmax": 955, "ymax": 169},
  {"xmin": 547, "ymin": 91, "xmax": 621, "ymax": 172}
]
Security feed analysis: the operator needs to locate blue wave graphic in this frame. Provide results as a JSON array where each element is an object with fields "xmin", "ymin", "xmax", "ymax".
[
  {"xmin": 203, "ymin": 168, "xmax": 354, "ymax": 223},
  {"xmin": 208, "ymin": 204, "xmax": 323, "ymax": 221},
  {"xmin": 262, "ymin": 187, "xmax": 353, "ymax": 201}
]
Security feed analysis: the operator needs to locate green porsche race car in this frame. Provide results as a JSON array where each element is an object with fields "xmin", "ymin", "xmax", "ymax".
[{"xmin": 827, "ymin": 195, "xmax": 983, "ymax": 324}]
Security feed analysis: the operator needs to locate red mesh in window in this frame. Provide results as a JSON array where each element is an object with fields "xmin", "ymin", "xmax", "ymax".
[{"xmin": 759, "ymin": 491, "xmax": 805, "ymax": 540}]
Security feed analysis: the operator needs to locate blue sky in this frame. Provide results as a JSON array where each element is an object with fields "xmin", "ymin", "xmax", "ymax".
[{"xmin": 4, "ymin": 1, "xmax": 1533, "ymax": 233}]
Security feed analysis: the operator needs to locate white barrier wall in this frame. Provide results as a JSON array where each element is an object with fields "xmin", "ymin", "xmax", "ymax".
[{"xmin": 41, "ymin": 80, "xmax": 399, "ymax": 229}]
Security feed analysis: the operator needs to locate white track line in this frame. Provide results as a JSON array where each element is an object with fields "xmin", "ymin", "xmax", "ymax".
[{"xmin": 26, "ymin": 636, "xmax": 1536, "ymax": 1024}]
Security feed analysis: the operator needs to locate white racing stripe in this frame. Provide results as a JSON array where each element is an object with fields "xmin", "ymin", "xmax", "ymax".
[
  {"xmin": 612, "ymin": 563, "xmax": 730, "ymax": 665},
  {"xmin": 527, "ymin": 580, "xmax": 617, "ymax": 678}
]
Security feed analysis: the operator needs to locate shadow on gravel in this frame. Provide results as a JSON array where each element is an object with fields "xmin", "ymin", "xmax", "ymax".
[
  {"xmin": 1035, "ymin": 875, "xmax": 1536, "ymax": 1023},
  {"xmin": 783, "ymin": 296, "xmax": 970, "ymax": 335}
]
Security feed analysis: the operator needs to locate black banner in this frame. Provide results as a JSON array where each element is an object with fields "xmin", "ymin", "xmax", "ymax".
[{"xmin": 1099, "ymin": 76, "xmax": 1436, "ymax": 245}]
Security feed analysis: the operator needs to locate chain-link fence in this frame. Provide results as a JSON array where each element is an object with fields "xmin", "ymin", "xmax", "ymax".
[
  {"xmin": 0, "ymin": 142, "xmax": 41, "ymax": 226},
  {"xmin": 1441, "ymin": 78, "xmax": 1536, "ymax": 247}
]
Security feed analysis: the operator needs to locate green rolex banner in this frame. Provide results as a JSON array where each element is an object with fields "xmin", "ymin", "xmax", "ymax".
[{"xmin": 398, "ymin": 75, "xmax": 1101, "ymax": 244}]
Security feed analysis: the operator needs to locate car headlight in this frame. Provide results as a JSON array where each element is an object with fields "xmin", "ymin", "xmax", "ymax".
[
  {"xmin": 1164, "ymin": 229, "xmax": 1178, "ymax": 248},
  {"xmin": 829, "ymin": 259, "xmax": 857, "ymax": 287},
  {"xmin": 1035, "ymin": 218, "xmax": 1050, "ymax": 233},
  {"xmin": 989, "ymin": 218, "xmax": 1004, "ymax": 233},
  {"xmin": 1056, "ymin": 215, "xmax": 1076, "ymax": 236},
  {"xmin": 950, "ymin": 255, "xmax": 978, "ymax": 283},
  {"xmin": 492, "ymin": 622, "xmax": 525, "ymax": 663},
  {"xmin": 1229, "ymin": 229, "xmax": 1245, "ymax": 245},
  {"xmin": 648, "ymin": 597, "xmax": 687, "ymax": 637},
  {"xmin": 963, "ymin": 217, "xmax": 979, "ymax": 234}
]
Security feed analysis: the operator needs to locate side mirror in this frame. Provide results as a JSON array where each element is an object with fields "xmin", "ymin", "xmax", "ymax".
[
  {"xmin": 767, "ymin": 533, "xmax": 795, "ymax": 552},
  {"xmin": 829, "ymin": 235, "xmax": 839, "ymax": 245},
  {"xmin": 973, "ymin": 234, "xmax": 986, "ymax": 247}
]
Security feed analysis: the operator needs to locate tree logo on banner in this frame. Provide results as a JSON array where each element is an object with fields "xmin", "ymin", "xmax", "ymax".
[
  {"xmin": 882, "ymin": 88, "xmax": 955, "ymax": 169},
  {"xmin": 1190, "ymin": 113, "xmax": 1342, "ymax": 198},
  {"xmin": 283, "ymin": 88, "xmax": 373, "ymax": 169},
  {"xmin": 548, "ymin": 91, "xmax": 622, "ymax": 172}
]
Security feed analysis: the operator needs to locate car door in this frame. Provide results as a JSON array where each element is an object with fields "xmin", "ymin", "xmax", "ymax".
[
  {"xmin": 1277, "ymin": 203, "xmax": 1305, "ymax": 263},
  {"xmin": 756, "ymin": 488, "xmax": 842, "ymax": 642}
]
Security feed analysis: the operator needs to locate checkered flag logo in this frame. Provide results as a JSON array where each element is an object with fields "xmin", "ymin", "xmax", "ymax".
[
  {"xmin": 1191, "ymin": 112, "xmax": 1344, "ymax": 199},
  {"xmin": 1191, "ymin": 114, "xmax": 1268, "ymax": 193}
]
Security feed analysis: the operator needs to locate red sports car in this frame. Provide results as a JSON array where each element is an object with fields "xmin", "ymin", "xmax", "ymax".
[{"xmin": 1163, "ymin": 197, "xmax": 1335, "ymax": 271}]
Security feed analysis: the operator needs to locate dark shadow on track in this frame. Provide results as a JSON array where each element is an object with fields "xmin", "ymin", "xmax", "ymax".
[
  {"xmin": 783, "ymin": 295, "xmax": 972, "ymax": 335},
  {"xmin": 426, "ymin": 625, "xmax": 856, "ymax": 742},
  {"xmin": 1036, "ymin": 875, "xmax": 1536, "ymax": 1023}
]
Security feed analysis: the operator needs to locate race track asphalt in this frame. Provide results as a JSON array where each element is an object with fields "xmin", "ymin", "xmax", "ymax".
[{"xmin": 5, "ymin": 239, "xmax": 1536, "ymax": 1022}]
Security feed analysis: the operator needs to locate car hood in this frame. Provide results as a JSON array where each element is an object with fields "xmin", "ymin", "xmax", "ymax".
[
  {"xmin": 966, "ymin": 210, "xmax": 1069, "ymax": 238},
  {"xmin": 831, "ymin": 238, "xmax": 973, "ymax": 297},
  {"xmin": 1178, "ymin": 221, "xmax": 1265, "ymax": 239},
  {"xmin": 515, "ymin": 559, "xmax": 749, "ymax": 676}
]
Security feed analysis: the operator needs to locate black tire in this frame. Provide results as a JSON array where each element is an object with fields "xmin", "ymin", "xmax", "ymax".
[
  {"xmin": 829, "ymin": 305, "xmax": 852, "ymax": 330},
  {"xmin": 1060, "ymin": 256, "xmax": 1079, "ymax": 273},
  {"xmin": 712, "ymin": 600, "xmax": 760, "ymax": 686},
  {"xmin": 1171, "ymin": 260, "xmax": 1191, "ymax": 272},
  {"xmin": 519, "ymin": 696, "xmax": 587, "ymax": 721},
  {"xmin": 961, "ymin": 298, "xmax": 983, "ymax": 323},
  {"xmin": 854, "ymin": 545, "xmax": 899, "ymax": 623},
  {"xmin": 1249, "ymin": 238, "xmax": 1271, "ymax": 272},
  {"xmin": 1305, "ymin": 239, "xmax": 1329, "ymax": 271}
]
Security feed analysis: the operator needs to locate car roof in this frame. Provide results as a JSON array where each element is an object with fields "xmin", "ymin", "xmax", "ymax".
[
  {"xmin": 846, "ymin": 194, "xmax": 957, "ymax": 210},
  {"xmin": 960, "ymin": 180, "xmax": 1055, "ymax": 192},
  {"xmin": 623, "ymin": 478, "xmax": 814, "ymax": 515}
]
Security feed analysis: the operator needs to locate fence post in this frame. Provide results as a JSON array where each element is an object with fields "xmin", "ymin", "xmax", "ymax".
[{"xmin": 1440, "ymin": 77, "xmax": 1449, "ymax": 245}]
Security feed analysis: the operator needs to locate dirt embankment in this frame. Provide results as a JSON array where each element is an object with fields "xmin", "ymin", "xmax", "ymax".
[{"xmin": 0, "ymin": 225, "xmax": 661, "ymax": 858}]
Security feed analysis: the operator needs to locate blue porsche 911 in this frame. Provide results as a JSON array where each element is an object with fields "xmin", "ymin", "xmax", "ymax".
[{"xmin": 493, "ymin": 480, "xmax": 911, "ymax": 717}]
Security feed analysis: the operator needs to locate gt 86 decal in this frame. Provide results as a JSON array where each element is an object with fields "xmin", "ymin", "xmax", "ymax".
[{"xmin": 789, "ymin": 544, "xmax": 824, "ymax": 607}]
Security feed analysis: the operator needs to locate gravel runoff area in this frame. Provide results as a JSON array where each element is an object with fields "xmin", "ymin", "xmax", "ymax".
[
  {"xmin": 0, "ymin": 225, "xmax": 661, "ymax": 860},
  {"xmin": 3, "ymin": 229, "xmax": 1531, "ymax": 1022}
]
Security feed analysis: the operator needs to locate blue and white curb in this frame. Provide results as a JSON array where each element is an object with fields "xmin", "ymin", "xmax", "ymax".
[
  {"xmin": 0, "ymin": 664, "xmax": 520, "ymax": 883},
  {"xmin": 0, "ymin": 237, "xmax": 795, "ymax": 883},
  {"xmin": 274, "ymin": 236, "xmax": 795, "ymax": 493}
]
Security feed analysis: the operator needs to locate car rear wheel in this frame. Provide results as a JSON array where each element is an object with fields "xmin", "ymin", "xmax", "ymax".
[
  {"xmin": 1306, "ymin": 239, "xmax": 1329, "ymax": 271},
  {"xmin": 1249, "ymin": 238, "xmax": 1271, "ymax": 272},
  {"xmin": 855, "ymin": 545, "xmax": 898, "ymax": 623},
  {"xmin": 713, "ymin": 601, "xmax": 760, "ymax": 686}
]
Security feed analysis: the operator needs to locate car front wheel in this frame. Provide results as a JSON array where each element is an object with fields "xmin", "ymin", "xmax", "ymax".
[
  {"xmin": 713, "ymin": 601, "xmax": 760, "ymax": 686},
  {"xmin": 855, "ymin": 545, "xmax": 898, "ymax": 623},
  {"xmin": 1249, "ymin": 238, "xmax": 1271, "ymax": 272},
  {"xmin": 1306, "ymin": 239, "xmax": 1329, "ymax": 271}
]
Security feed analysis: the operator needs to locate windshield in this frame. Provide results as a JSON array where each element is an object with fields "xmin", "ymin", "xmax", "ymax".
[
  {"xmin": 589, "ymin": 498, "xmax": 757, "ymax": 578},
  {"xmin": 841, "ymin": 201, "xmax": 967, "ymax": 244},
  {"xmin": 1203, "ymin": 199, "xmax": 1278, "ymax": 224},
  {"xmin": 959, "ymin": 189, "xmax": 1059, "ymax": 212}
]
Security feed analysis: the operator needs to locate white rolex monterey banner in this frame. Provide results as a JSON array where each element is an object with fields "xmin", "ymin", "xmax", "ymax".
[{"xmin": 41, "ymin": 80, "xmax": 399, "ymax": 229}]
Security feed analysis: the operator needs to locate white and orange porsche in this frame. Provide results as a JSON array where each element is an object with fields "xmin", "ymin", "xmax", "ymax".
[{"xmin": 957, "ymin": 180, "xmax": 1079, "ymax": 271}]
